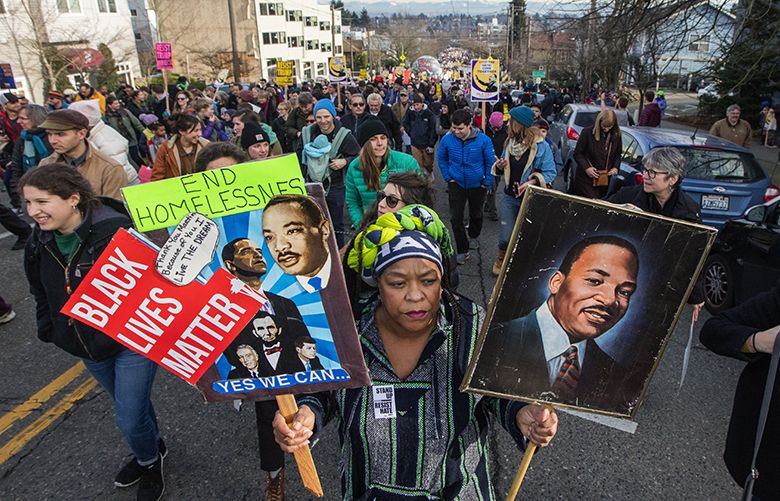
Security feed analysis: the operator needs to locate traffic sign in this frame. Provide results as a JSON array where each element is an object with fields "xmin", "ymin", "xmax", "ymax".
[{"xmin": 532, "ymin": 70, "xmax": 545, "ymax": 79}]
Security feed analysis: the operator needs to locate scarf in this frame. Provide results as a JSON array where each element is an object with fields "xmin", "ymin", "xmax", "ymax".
[{"xmin": 21, "ymin": 130, "xmax": 51, "ymax": 172}]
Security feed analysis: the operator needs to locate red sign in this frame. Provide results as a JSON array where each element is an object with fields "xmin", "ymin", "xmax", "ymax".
[
  {"xmin": 62, "ymin": 229, "xmax": 264, "ymax": 384},
  {"xmin": 155, "ymin": 42, "xmax": 173, "ymax": 71},
  {"xmin": 61, "ymin": 48, "xmax": 105, "ymax": 69}
]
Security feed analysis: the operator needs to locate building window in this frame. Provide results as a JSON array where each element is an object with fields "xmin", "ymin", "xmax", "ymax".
[
  {"xmin": 288, "ymin": 36, "xmax": 303, "ymax": 48},
  {"xmin": 134, "ymin": 32, "xmax": 142, "ymax": 40},
  {"xmin": 306, "ymin": 40, "xmax": 319, "ymax": 50},
  {"xmin": 258, "ymin": 3, "xmax": 267, "ymax": 15},
  {"xmin": 688, "ymin": 34, "xmax": 710, "ymax": 52},
  {"xmin": 305, "ymin": 16, "xmax": 317, "ymax": 27},
  {"xmin": 285, "ymin": 10, "xmax": 302, "ymax": 22},
  {"xmin": 263, "ymin": 32, "xmax": 286, "ymax": 45},
  {"xmin": 97, "ymin": 0, "xmax": 117, "ymax": 13},
  {"xmin": 321, "ymin": 43, "xmax": 331, "ymax": 52},
  {"xmin": 334, "ymin": 25, "xmax": 341, "ymax": 34},
  {"xmin": 319, "ymin": 21, "xmax": 330, "ymax": 31},
  {"xmin": 335, "ymin": 45, "xmax": 342, "ymax": 54},
  {"xmin": 57, "ymin": 0, "xmax": 81, "ymax": 13},
  {"xmin": 130, "ymin": 8, "xmax": 137, "ymax": 15}
]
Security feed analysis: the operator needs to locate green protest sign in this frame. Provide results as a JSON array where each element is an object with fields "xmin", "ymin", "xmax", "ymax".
[{"xmin": 122, "ymin": 154, "xmax": 305, "ymax": 232}]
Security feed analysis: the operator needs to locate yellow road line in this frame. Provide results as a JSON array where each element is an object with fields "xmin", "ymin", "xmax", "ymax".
[
  {"xmin": 0, "ymin": 377, "xmax": 97, "ymax": 465},
  {"xmin": 0, "ymin": 362, "xmax": 85, "ymax": 436}
]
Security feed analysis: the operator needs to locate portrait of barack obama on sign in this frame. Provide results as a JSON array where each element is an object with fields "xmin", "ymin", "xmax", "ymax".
[{"xmin": 468, "ymin": 235, "xmax": 646, "ymax": 416}]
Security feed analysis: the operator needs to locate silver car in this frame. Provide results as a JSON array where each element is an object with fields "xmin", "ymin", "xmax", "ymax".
[{"xmin": 549, "ymin": 104, "xmax": 631, "ymax": 169}]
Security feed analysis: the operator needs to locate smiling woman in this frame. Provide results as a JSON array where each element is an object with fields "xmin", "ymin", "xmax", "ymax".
[{"xmin": 19, "ymin": 163, "xmax": 167, "ymax": 500}]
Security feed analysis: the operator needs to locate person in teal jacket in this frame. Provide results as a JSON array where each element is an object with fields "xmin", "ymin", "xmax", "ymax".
[{"xmin": 345, "ymin": 118, "xmax": 421, "ymax": 226}]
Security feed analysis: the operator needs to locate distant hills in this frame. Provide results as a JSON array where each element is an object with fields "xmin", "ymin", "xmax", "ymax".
[{"xmin": 343, "ymin": 0, "xmax": 557, "ymax": 17}]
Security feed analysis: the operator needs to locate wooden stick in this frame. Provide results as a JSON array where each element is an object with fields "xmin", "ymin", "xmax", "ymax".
[
  {"xmin": 504, "ymin": 442, "xmax": 537, "ymax": 501},
  {"xmin": 337, "ymin": 82, "xmax": 342, "ymax": 114},
  {"xmin": 163, "ymin": 70, "xmax": 170, "ymax": 115},
  {"xmin": 481, "ymin": 101, "xmax": 486, "ymax": 132},
  {"xmin": 275, "ymin": 394, "xmax": 324, "ymax": 497}
]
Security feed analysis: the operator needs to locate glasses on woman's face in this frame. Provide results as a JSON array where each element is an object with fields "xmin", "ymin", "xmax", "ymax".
[
  {"xmin": 306, "ymin": 118, "xmax": 316, "ymax": 124},
  {"xmin": 177, "ymin": 97, "xmax": 188, "ymax": 102},
  {"xmin": 642, "ymin": 166, "xmax": 668, "ymax": 179},
  {"xmin": 377, "ymin": 192, "xmax": 402, "ymax": 208}
]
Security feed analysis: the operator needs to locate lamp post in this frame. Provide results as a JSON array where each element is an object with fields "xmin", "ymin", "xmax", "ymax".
[{"xmin": 227, "ymin": 0, "xmax": 241, "ymax": 81}]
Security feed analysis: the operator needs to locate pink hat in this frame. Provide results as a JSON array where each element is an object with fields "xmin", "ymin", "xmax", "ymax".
[{"xmin": 489, "ymin": 111, "xmax": 504, "ymax": 128}]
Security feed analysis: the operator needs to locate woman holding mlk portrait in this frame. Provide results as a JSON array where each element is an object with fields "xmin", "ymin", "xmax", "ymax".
[
  {"xmin": 273, "ymin": 210, "xmax": 558, "ymax": 500},
  {"xmin": 607, "ymin": 147, "xmax": 705, "ymax": 317}
]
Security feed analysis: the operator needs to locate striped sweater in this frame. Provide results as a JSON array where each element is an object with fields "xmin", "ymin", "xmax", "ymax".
[{"xmin": 299, "ymin": 293, "xmax": 527, "ymax": 500}]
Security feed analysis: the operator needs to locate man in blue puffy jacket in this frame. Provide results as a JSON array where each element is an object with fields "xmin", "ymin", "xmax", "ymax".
[{"xmin": 437, "ymin": 108, "xmax": 495, "ymax": 264}]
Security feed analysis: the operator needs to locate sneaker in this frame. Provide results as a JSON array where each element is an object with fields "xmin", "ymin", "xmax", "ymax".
[
  {"xmin": 11, "ymin": 236, "xmax": 28, "ymax": 251},
  {"xmin": 136, "ymin": 454, "xmax": 164, "ymax": 501},
  {"xmin": 0, "ymin": 310, "xmax": 16, "ymax": 324},
  {"xmin": 264, "ymin": 467, "xmax": 285, "ymax": 501},
  {"xmin": 456, "ymin": 252, "xmax": 470, "ymax": 265},
  {"xmin": 115, "ymin": 439, "xmax": 168, "ymax": 488}
]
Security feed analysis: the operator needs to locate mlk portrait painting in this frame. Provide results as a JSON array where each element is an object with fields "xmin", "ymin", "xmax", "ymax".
[{"xmin": 462, "ymin": 187, "xmax": 717, "ymax": 418}]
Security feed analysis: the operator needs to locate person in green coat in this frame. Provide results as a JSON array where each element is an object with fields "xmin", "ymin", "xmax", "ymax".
[
  {"xmin": 105, "ymin": 96, "xmax": 146, "ymax": 168},
  {"xmin": 345, "ymin": 118, "xmax": 421, "ymax": 226}
]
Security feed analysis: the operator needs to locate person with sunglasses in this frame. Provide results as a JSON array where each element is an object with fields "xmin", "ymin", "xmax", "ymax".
[
  {"xmin": 172, "ymin": 91, "xmax": 193, "ymax": 115},
  {"xmin": 341, "ymin": 94, "xmax": 370, "ymax": 136},
  {"xmin": 345, "ymin": 119, "xmax": 421, "ymax": 227},
  {"xmin": 607, "ymin": 146, "xmax": 705, "ymax": 319}
]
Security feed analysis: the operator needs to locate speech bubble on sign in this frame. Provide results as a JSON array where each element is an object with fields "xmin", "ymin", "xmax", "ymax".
[{"xmin": 156, "ymin": 212, "xmax": 219, "ymax": 286}]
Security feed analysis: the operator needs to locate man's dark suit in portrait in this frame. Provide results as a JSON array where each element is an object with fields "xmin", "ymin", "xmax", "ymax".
[{"xmin": 473, "ymin": 235, "xmax": 642, "ymax": 413}]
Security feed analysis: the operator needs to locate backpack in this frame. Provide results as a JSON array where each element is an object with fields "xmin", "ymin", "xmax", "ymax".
[{"xmin": 301, "ymin": 125, "xmax": 350, "ymax": 190}]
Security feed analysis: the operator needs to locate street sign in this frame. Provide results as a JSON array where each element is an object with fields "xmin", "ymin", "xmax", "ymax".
[
  {"xmin": 276, "ymin": 61, "xmax": 294, "ymax": 86},
  {"xmin": 532, "ymin": 70, "xmax": 545, "ymax": 79},
  {"xmin": 155, "ymin": 42, "xmax": 173, "ymax": 71},
  {"xmin": 0, "ymin": 64, "xmax": 16, "ymax": 89},
  {"xmin": 470, "ymin": 58, "xmax": 500, "ymax": 103}
]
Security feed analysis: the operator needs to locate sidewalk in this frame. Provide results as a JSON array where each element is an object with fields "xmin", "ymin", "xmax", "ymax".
[{"xmin": 662, "ymin": 118, "xmax": 780, "ymax": 184}]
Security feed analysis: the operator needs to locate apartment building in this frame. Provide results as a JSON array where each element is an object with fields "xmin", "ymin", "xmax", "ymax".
[
  {"xmin": 150, "ymin": 0, "xmax": 343, "ymax": 83},
  {"xmin": 0, "ymin": 0, "xmax": 140, "ymax": 102}
]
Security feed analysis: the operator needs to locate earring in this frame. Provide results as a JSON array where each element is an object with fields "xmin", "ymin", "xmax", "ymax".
[{"xmin": 72, "ymin": 205, "xmax": 78, "ymax": 211}]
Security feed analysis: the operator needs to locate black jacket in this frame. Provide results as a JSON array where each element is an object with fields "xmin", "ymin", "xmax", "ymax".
[
  {"xmin": 700, "ymin": 286, "xmax": 780, "ymax": 499},
  {"xmin": 608, "ymin": 185, "xmax": 704, "ymax": 303},
  {"xmin": 295, "ymin": 122, "xmax": 360, "ymax": 188},
  {"xmin": 402, "ymin": 107, "xmax": 437, "ymax": 148},
  {"xmin": 24, "ymin": 203, "xmax": 131, "ymax": 361}
]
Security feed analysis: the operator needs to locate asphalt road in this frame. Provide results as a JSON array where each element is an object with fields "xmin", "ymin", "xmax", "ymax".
[{"xmin": 0, "ymin": 167, "xmax": 747, "ymax": 500}]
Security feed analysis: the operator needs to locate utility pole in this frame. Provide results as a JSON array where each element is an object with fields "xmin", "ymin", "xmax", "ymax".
[
  {"xmin": 331, "ymin": 6, "xmax": 337, "ymax": 56},
  {"xmin": 227, "ymin": 0, "xmax": 241, "ymax": 82}
]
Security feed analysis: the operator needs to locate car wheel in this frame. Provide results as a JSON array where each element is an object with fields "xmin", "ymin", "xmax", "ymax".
[
  {"xmin": 703, "ymin": 254, "xmax": 734, "ymax": 314},
  {"xmin": 565, "ymin": 161, "xmax": 576, "ymax": 194}
]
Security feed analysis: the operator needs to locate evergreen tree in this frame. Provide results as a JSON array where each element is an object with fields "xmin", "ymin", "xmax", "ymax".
[
  {"xmin": 703, "ymin": 0, "xmax": 779, "ymax": 118},
  {"xmin": 94, "ymin": 43, "xmax": 120, "ymax": 91},
  {"xmin": 359, "ymin": 8, "xmax": 370, "ymax": 27}
]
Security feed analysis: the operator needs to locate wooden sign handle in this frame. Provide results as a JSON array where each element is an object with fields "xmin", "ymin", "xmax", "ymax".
[
  {"xmin": 504, "ymin": 441, "xmax": 537, "ymax": 501},
  {"xmin": 275, "ymin": 394, "xmax": 324, "ymax": 497}
]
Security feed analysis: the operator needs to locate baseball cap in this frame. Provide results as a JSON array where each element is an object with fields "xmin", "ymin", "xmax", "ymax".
[
  {"xmin": 39, "ymin": 109, "xmax": 90, "ymax": 131},
  {"xmin": 48, "ymin": 91, "xmax": 65, "ymax": 99}
]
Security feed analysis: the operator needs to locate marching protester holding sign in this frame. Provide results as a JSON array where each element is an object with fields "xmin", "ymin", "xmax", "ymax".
[
  {"xmin": 21, "ymin": 164, "xmax": 166, "ymax": 501},
  {"xmin": 273, "ymin": 208, "xmax": 558, "ymax": 500}
]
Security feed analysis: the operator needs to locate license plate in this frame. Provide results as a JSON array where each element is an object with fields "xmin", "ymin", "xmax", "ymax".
[{"xmin": 702, "ymin": 194, "xmax": 729, "ymax": 211}]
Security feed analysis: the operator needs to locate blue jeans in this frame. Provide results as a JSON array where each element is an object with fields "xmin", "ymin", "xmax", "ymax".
[
  {"xmin": 326, "ymin": 182, "xmax": 347, "ymax": 247},
  {"xmin": 83, "ymin": 348, "xmax": 160, "ymax": 465},
  {"xmin": 499, "ymin": 193, "xmax": 522, "ymax": 250}
]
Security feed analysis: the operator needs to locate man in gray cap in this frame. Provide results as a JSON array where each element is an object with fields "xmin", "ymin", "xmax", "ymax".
[{"xmin": 39, "ymin": 109, "xmax": 128, "ymax": 199}]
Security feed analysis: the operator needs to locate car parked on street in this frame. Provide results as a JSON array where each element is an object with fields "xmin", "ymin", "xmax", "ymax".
[
  {"xmin": 702, "ymin": 197, "xmax": 780, "ymax": 313},
  {"xmin": 549, "ymin": 104, "xmax": 631, "ymax": 173},
  {"xmin": 564, "ymin": 127, "xmax": 778, "ymax": 228}
]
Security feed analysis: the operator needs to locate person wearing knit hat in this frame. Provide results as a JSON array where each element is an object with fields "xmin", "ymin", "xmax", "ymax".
[
  {"xmin": 484, "ymin": 111, "xmax": 508, "ymax": 222},
  {"xmin": 345, "ymin": 117, "xmax": 421, "ymax": 226},
  {"xmin": 274, "ymin": 210, "xmax": 559, "ymax": 501},
  {"xmin": 488, "ymin": 111, "xmax": 504, "ymax": 129},
  {"xmin": 297, "ymin": 96, "xmax": 360, "ymax": 247},
  {"xmin": 312, "ymin": 98, "xmax": 337, "ymax": 120},
  {"xmin": 241, "ymin": 121, "xmax": 271, "ymax": 160},
  {"xmin": 508, "ymin": 105, "xmax": 535, "ymax": 127},
  {"xmin": 490, "ymin": 102, "xmax": 557, "ymax": 276}
]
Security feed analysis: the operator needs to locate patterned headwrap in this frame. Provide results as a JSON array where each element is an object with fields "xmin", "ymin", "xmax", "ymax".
[{"xmin": 347, "ymin": 204, "xmax": 454, "ymax": 281}]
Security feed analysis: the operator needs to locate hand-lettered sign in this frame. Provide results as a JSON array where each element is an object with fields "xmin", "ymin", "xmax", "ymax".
[
  {"xmin": 156, "ymin": 212, "xmax": 219, "ymax": 286},
  {"xmin": 62, "ymin": 229, "xmax": 265, "ymax": 384},
  {"xmin": 155, "ymin": 42, "xmax": 173, "ymax": 71}
]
